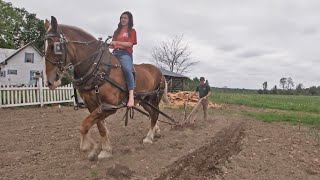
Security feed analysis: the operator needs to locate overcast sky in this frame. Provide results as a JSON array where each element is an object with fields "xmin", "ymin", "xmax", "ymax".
[{"xmin": 5, "ymin": 0, "xmax": 320, "ymax": 89}]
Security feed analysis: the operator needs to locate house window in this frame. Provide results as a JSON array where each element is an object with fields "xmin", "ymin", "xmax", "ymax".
[
  {"xmin": 8, "ymin": 69, "xmax": 17, "ymax": 75},
  {"xmin": 25, "ymin": 52, "xmax": 34, "ymax": 63},
  {"xmin": 0, "ymin": 70, "xmax": 6, "ymax": 77},
  {"xmin": 30, "ymin": 70, "xmax": 39, "ymax": 81}
]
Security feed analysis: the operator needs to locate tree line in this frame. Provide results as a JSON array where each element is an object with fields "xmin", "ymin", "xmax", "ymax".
[{"xmin": 259, "ymin": 77, "xmax": 320, "ymax": 95}]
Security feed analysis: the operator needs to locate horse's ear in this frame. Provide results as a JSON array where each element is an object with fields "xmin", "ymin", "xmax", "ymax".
[
  {"xmin": 51, "ymin": 16, "xmax": 58, "ymax": 32},
  {"xmin": 44, "ymin": 19, "xmax": 50, "ymax": 31}
]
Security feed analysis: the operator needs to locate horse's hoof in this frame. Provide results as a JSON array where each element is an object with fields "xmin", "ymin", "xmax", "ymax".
[
  {"xmin": 88, "ymin": 151, "xmax": 97, "ymax": 161},
  {"xmin": 154, "ymin": 134, "xmax": 161, "ymax": 138},
  {"xmin": 80, "ymin": 143, "xmax": 91, "ymax": 152},
  {"xmin": 143, "ymin": 137, "xmax": 153, "ymax": 144},
  {"xmin": 98, "ymin": 151, "xmax": 112, "ymax": 159},
  {"xmin": 154, "ymin": 133, "xmax": 161, "ymax": 138}
]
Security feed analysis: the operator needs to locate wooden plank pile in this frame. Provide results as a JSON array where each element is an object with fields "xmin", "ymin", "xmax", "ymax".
[{"xmin": 166, "ymin": 91, "xmax": 221, "ymax": 108}]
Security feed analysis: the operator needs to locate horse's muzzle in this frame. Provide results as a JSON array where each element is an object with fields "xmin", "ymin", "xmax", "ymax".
[{"xmin": 46, "ymin": 81, "xmax": 52, "ymax": 87}]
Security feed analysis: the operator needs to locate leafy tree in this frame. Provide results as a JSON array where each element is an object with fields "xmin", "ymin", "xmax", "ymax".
[
  {"xmin": 193, "ymin": 77, "xmax": 200, "ymax": 82},
  {"xmin": 150, "ymin": 34, "xmax": 199, "ymax": 74},
  {"xmin": 271, "ymin": 85, "xmax": 278, "ymax": 94},
  {"xmin": 0, "ymin": 1, "xmax": 17, "ymax": 48},
  {"xmin": 317, "ymin": 86, "xmax": 320, "ymax": 95},
  {"xmin": 296, "ymin": 83, "xmax": 304, "ymax": 94},
  {"xmin": 0, "ymin": 0, "xmax": 45, "ymax": 50},
  {"xmin": 308, "ymin": 86, "xmax": 317, "ymax": 95},
  {"xmin": 184, "ymin": 77, "xmax": 200, "ymax": 91}
]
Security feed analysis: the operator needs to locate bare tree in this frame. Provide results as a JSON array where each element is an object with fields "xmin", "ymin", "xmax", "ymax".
[
  {"xmin": 150, "ymin": 34, "xmax": 199, "ymax": 74},
  {"xmin": 280, "ymin": 77, "xmax": 287, "ymax": 90},
  {"xmin": 286, "ymin": 77, "xmax": 294, "ymax": 90}
]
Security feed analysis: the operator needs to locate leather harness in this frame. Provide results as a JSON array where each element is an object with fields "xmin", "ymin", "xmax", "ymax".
[{"xmin": 44, "ymin": 32, "xmax": 174, "ymax": 126}]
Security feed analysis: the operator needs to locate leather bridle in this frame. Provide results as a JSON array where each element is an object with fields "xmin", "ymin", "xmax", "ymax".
[{"xmin": 44, "ymin": 31, "xmax": 102, "ymax": 73}]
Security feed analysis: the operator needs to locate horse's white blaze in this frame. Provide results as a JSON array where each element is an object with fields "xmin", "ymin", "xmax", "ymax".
[{"xmin": 45, "ymin": 40, "xmax": 48, "ymax": 53}]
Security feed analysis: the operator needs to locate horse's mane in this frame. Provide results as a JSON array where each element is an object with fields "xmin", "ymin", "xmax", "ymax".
[{"xmin": 59, "ymin": 24, "xmax": 97, "ymax": 41}]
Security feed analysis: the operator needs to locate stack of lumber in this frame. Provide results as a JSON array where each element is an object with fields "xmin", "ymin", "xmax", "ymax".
[{"xmin": 166, "ymin": 91, "xmax": 221, "ymax": 108}]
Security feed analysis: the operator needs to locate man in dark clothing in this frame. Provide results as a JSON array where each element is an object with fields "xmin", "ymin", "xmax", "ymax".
[{"xmin": 194, "ymin": 77, "xmax": 211, "ymax": 120}]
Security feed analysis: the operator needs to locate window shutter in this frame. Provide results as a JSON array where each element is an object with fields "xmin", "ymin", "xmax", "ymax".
[{"xmin": 1, "ymin": 71, "xmax": 6, "ymax": 77}]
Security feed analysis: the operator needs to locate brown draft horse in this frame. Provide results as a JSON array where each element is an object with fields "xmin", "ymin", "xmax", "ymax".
[{"xmin": 44, "ymin": 16, "xmax": 169, "ymax": 160}]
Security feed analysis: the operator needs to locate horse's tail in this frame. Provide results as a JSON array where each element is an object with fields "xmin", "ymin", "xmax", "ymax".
[{"xmin": 161, "ymin": 77, "xmax": 170, "ymax": 104}]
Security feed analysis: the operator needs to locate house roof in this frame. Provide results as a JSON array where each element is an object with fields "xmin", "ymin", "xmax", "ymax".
[
  {"xmin": 159, "ymin": 68, "xmax": 188, "ymax": 78},
  {"xmin": 0, "ymin": 42, "xmax": 43, "ymax": 64}
]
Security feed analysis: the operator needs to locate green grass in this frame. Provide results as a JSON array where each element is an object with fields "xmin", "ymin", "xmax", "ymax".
[
  {"xmin": 208, "ymin": 92, "xmax": 320, "ymax": 126},
  {"xmin": 211, "ymin": 92, "xmax": 320, "ymax": 113},
  {"xmin": 242, "ymin": 111, "xmax": 320, "ymax": 126}
]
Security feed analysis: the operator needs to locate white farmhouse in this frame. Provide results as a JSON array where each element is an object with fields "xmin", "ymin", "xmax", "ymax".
[{"xmin": 0, "ymin": 42, "xmax": 45, "ymax": 85}]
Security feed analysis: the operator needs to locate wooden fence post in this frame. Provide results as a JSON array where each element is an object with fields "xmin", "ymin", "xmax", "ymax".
[
  {"xmin": 39, "ymin": 77, "xmax": 44, "ymax": 107},
  {"xmin": 0, "ymin": 82, "xmax": 2, "ymax": 108}
]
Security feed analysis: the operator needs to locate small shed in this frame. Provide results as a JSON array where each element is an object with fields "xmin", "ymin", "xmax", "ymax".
[{"xmin": 160, "ymin": 68, "xmax": 188, "ymax": 92}]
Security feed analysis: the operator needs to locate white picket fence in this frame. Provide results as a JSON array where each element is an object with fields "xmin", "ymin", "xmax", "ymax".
[{"xmin": 0, "ymin": 78, "xmax": 74, "ymax": 108}]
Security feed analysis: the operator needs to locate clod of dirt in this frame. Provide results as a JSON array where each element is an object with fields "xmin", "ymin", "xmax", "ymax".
[{"xmin": 106, "ymin": 163, "xmax": 135, "ymax": 179}]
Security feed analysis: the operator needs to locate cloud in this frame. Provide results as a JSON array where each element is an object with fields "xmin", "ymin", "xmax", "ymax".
[
  {"xmin": 237, "ymin": 49, "xmax": 275, "ymax": 58},
  {"xmin": 302, "ymin": 27, "xmax": 319, "ymax": 35},
  {"xmin": 216, "ymin": 44, "xmax": 240, "ymax": 52},
  {"xmin": 4, "ymin": 0, "xmax": 320, "ymax": 89}
]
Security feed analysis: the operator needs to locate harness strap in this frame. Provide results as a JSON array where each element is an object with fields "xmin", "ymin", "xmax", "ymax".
[
  {"xmin": 71, "ymin": 49, "xmax": 102, "ymax": 69},
  {"xmin": 136, "ymin": 96, "xmax": 178, "ymax": 124},
  {"xmin": 100, "ymin": 103, "xmax": 126, "ymax": 111},
  {"xmin": 100, "ymin": 74, "xmax": 128, "ymax": 92},
  {"xmin": 73, "ymin": 49, "xmax": 104, "ymax": 85},
  {"xmin": 124, "ymin": 108, "xmax": 132, "ymax": 126},
  {"xmin": 132, "ymin": 106, "xmax": 149, "ymax": 117}
]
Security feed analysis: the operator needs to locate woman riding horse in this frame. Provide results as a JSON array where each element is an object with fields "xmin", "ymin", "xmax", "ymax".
[
  {"xmin": 110, "ymin": 11, "xmax": 137, "ymax": 107},
  {"xmin": 44, "ymin": 16, "xmax": 169, "ymax": 160}
]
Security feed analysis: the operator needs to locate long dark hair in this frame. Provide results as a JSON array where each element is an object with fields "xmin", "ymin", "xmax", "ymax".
[{"xmin": 113, "ymin": 11, "xmax": 134, "ymax": 40}]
